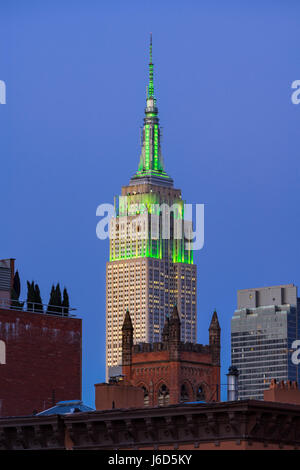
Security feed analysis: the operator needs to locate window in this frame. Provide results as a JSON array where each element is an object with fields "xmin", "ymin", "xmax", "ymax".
[
  {"xmin": 180, "ymin": 384, "xmax": 189, "ymax": 402},
  {"xmin": 158, "ymin": 384, "xmax": 170, "ymax": 406},
  {"xmin": 142, "ymin": 386, "xmax": 149, "ymax": 407},
  {"xmin": 196, "ymin": 384, "xmax": 205, "ymax": 401}
]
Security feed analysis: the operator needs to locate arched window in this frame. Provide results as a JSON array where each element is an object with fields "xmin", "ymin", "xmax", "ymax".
[
  {"xmin": 142, "ymin": 386, "xmax": 149, "ymax": 407},
  {"xmin": 196, "ymin": 384, "xmax": 205, "ymax": 401},
  {"xmin": 158, "ymin": 384, "xmax": 170, "ymax": 406},
  {"xmin": 180, "ymin": 383, "xmax": 190, "ymax": 402},
  {"xmin": 0, "ymin": 340, "xmax": 6, "ymax": 365}
]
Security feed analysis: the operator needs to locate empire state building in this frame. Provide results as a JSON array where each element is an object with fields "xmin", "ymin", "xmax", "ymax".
[{"xmin": 106, "ymin": 36, "xmax": 197, "ymax": 380}]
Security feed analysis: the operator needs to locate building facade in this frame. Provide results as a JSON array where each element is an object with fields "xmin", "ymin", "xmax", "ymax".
[
  {"xmin": 121, "ymin": 307, "xmax": 220, "ymax": 406},
  {"xmin": 231, "ymin": 284, "xmax": 300, "ymax": 400},
  {"xmin": 0, "ymin": 259, "xmax": 82, "ymax": 416},
  {"xmin": 2, "ymin": 399, "xmax": 300, "ymax": 450},
  {"xmin": 106, "ymin": 37, "xmax": 197, "ymax": 379},
  {"xmin": 0, "ymin": 305, "xmax": 82, "ymax": 417}
]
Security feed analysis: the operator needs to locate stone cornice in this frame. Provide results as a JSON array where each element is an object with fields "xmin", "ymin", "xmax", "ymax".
[
  {"xmin": 1, "ymin": 401, "xmax": 300, "ymax": 450},
  {"xmin": 0, "ymin": 415, "xmax": 65, "ymax": 450}
]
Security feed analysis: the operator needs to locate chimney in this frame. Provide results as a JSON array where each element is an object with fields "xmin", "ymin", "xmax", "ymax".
[{"xmin": 227, "ymin": 365, "xmax": 239, "ymax": 401}]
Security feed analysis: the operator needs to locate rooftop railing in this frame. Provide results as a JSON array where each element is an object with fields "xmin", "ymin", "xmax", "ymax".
[{"xmin": 0, "ymin": 298, "xmax": 77, "ymax": 317}]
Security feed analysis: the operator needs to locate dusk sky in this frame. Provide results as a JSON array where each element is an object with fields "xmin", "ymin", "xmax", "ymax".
[{"xmin": 1, "ymin": 0, "xmax": 300, "ymax": 405}]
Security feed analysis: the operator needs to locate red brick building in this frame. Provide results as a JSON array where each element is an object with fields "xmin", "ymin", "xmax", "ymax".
[
  {"xmin": 121, "ymin": 306, "xmax": 221, "ymax": 406},
  {"xmin": 264, "ymin": 378, "xmax": 300, "ymax": 404},
  {"xmin": 0, "ymin": 306, "xmax": 82, "ymax": 417},
  {"xmin": 2, "ymin": 398, "xmax": 300, "ymax": 450}
]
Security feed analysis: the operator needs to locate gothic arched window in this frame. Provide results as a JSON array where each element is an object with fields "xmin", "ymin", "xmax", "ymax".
[
  {"xmin": 196, "ymin": 384, "xmax": 206, "ymax": 402},
  {"xmin": 142, "ymin": 386, "xmax": 149, "ymax": 407},
  {"xmin": 158, "ymin": 384, "xmax": 170, "ymax": 406},
  {"xmin": 180, "ymin": 384, "xmax": 190, "ymax": 402}
]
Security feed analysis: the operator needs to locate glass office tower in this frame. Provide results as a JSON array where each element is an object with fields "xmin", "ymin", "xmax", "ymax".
[{"xmin": 231, "ymin": 284, "xmax": 300, "ymax": 400}]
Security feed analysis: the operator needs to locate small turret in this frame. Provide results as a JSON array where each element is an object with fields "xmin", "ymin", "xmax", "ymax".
[
  {"xmin": 122, "ymin": 309, "xmax": 133, "ymax": 367},
  {"xmin": 162, "ymin": 314, "xmax": 170, "ymax": 343},
  {"xmin": 168, "ymin": 304, "xmax": 181, "ymax": 361},
  {"xmin": 209, "ymin": 310, "xmax": 221, "ymax": 366},
  {"xmin": 169, "ymin": 304, "xmax": 181, "ymax": 342}
]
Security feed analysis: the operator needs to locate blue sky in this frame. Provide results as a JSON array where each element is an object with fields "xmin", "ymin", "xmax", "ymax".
[{"xmin": 1, "ymin": 0, "xmax": 300, "ymax": 405}]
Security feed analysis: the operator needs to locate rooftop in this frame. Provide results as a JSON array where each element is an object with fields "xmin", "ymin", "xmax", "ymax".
[
  {"xmin": 37, "ymin": 400, "xmax": 94, "ymax": 416},
  {"xmin": 0, "ymin": 298, "xmax": 77, "ymax": 317}
]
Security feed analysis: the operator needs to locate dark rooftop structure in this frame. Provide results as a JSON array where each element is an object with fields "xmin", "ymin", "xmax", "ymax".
[{"xmin": 37, "ymin": 400, "xmax": 94, "ymax": 416}]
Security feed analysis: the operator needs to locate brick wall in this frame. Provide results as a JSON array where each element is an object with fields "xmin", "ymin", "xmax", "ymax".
[
  {"xmin": 0, "ymin": 308, "xmax": 82, "ymax": 417},
  {"xmin": 94, "ymin": 383, "xmax": 144, "ymax": 410},
  {"xmin": 264, "ymin": 379, "xmax": 300, "ymax": 404},
  {"xmin": 125, "ymin": 350, "xmax": 220, "ymax": 406}
]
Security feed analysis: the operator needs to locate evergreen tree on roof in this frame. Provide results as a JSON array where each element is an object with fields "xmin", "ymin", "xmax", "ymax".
[
  {"xmin": 11, "ymin": 271, "xmax": 23, "ymax": 310},
  {"xmin": 47, "ymin": 285, "xmax": 56, "ymax": 314},
  {"xmin": 13, "ymin": 270, "xmax": 21, "ymax": 298},
  {"xmin": 34, "ymin": 283, "xmax": 43, "ymax": 313},
  {"xmin": 27, "ymin": 281, "xmax": 35, "ymax": 312},
  {"xmin": 54, "ymin": 283, "xmax": 62, "ymax": 313},
  {"xmin": 62, "ymin": 287, "xmax": 69, "ymax": 316}
]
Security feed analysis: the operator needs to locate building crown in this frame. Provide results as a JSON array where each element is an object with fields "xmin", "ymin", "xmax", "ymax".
[{"xmin": 130, "ymin": 34, "xmax": 173, "ymax": 188}]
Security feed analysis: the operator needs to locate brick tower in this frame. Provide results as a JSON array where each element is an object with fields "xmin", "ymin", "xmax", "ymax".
[{"xmin": 122, "ymin": 307, "xmax": 221, "ymax": 406}]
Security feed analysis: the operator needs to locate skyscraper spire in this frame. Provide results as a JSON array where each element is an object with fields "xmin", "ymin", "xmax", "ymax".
[
  {"xmin": 106, "ymin": 37, "xmax": 197, "ymax": 380},
  {"xmin": 130, "ymin": 34, "xmax": 173, "ymax": 187},
  {"xmin": 148, "ymin": 33, "xmax": 154, "ymax": 99}
]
